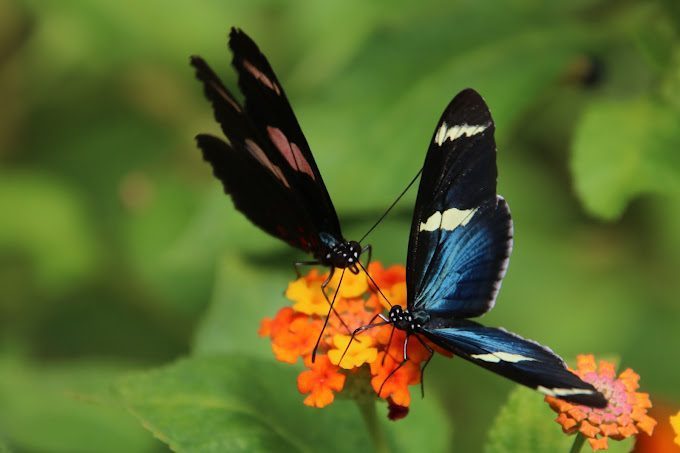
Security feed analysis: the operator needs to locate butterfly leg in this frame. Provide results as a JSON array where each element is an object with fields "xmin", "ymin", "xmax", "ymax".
[
  {"xmin": 378, "ymin": 334, "xmax": 410, "ymax": 397},
  {"xmin": 312, "ymin": 269, "xmax": 347, "ymax": 362},
  {"xmin": 293, "ymin": 260, "xmax": 320, "ymax": 278},
  {"xmin": 337, "ymin": 313, "xmax": 390, "ymax": 366},
  {"xmin": 319, "ymin": 268, "xmax": 352, "ymax": 334},
  {"xmin": 358, "ymin": 261, "xmax": 392, "ymax": 308},
  {"xmin": 381, "ymin": 325, "xmax": 396, "ymax": 365},
  {"xmin": 413, "ymin": 334, "xmax": 434, "ymax": 398}
]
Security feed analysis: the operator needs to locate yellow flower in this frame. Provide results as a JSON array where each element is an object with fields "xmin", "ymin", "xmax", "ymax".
[
  {"xmin": 327, "ymin": 334, "xmax": 377, "ymax": 369},
  {"xmin": 671, "ymin": 411, "xmax": 680, "ymax": 447},
  {"xmin": 285, "ymin": 270, "xmax": 328, "ymax": 316}
]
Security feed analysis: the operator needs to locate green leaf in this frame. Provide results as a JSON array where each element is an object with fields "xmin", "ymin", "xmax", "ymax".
[
  {"xmin": 484, "ymin": 386, "xmax": 633, "ymax": 453},
  {"xmin": 571, "ymin": 96, "xmax": 680, "ymax": 220},
  {"xmin": 191, "ymin": 254, "xmax": 289, "ymax": 357},
  {"xmin": 116, "ymin": 355, "xmax": 449, "ymax": 452},
  {"xmin": 0, "ymin": 356, "xmax": 158, "ymax": 453},
  {"xmin": 117, "ymin": 355, "xmax": 370, "ymax": 452}
]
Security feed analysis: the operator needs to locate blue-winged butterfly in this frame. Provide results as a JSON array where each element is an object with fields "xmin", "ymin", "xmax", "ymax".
[{"xmin": 346, "ymin": 89, "xmax": 607, "ymax": 407}]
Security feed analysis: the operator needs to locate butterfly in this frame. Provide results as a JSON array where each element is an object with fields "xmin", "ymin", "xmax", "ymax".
[
  {"xmin": 191, "ymin": 28, "xmax": 374, "ymax": 296},
  {"xmin": 344, "ymin": 89, "xmax": 607, "ymax": 407}
]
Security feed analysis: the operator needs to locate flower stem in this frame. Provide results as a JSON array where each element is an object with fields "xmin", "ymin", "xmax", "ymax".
[
  {"xmin": 569, "ymin": 433, "xmax": 586, "ymax": 453},
  {"xmin": 356, "ymin": 399, "xmax": 389, "ymax": 453}
]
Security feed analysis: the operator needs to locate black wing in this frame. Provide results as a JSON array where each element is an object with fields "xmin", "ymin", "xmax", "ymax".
[
  {"xmin": 196, "ymin": 134, "xmax": 320, "ymax": 251},
  {"xmin": 228, "ymin": 28, "xmax": 342, "ymax": 237},
  {"xmin": 407, "ymin": 89, "xmax": 511, "ymax": 317},
  {"xmin": 422, "ymin": 319, "xmax": 607, "ymax": 407},
  {"xmin": 191, "ymin": 29, "xmax": 342, "ymax": 254}
]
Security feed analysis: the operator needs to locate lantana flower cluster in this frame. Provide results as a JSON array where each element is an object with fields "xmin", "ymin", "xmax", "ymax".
[
  {"xmin": 258, "ymin": 262, "xmax": 443, "ymax": 414},
  {"xmin": 545, "ymin": 354, "xmax": 656, "ymax": 451}
]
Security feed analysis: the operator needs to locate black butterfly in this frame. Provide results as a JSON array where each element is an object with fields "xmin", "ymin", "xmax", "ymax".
[
  {"xmin": 191, "ymin": 29, "xmax": 373, "ymax": 290},
  {"xmin": 345, "ymin": 89, "xmax": 607, "ymax": 407}
]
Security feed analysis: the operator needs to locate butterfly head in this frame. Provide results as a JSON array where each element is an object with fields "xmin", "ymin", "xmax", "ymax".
[
  {"xmin": 324, "ymin": 240, "xmax": 362, "ymax": 272},
  {"xmin": 388, "ymin": 305, "xmax": 425, "ymax": 332}
]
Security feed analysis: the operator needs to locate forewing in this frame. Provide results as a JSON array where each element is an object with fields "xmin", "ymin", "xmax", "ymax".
[
  {"xmin": 228, "ymin": 28, "xmax": 342, "ymax": 236},
  {"xmin": 422, "ymin": 320, "xmax": 607, "ymax": 407},
  {"xmin": 407, "ymin": 89, "xmax": 511, "ymax": 317},
  {"xmin": 196, "ymin": 134, "xmax": 321, "ymax": 252}
]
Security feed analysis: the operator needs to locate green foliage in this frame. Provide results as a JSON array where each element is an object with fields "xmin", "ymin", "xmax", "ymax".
[
  {"xmin": 116, "ymin": 355, "xmax": 448, "ymax": 452},
  {"xmin": 572, "ymin": 97, "xmax": 680, "ymax": 220},
  {"xmin": 0, "ymin": 356, "xmax": 156, "ymax": 452},
  {"xmin": 1, "ymin": 0, "xmax": 679, "ymax": 450}
]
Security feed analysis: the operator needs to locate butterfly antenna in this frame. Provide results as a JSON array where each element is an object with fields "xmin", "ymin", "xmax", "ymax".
[
  {"xmin": 358, "ymin": 168, "xmax": 423, "ymax": 244},
  {"xmin": 358, "ymin": 261, "xmax": 393, "ymax": 308}
]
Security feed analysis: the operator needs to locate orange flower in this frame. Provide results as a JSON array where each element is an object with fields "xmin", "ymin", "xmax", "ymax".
[
  {"xmin": 260, "ymin": 262, "xmax": 437, "ymax": 417},
  {"xmin": 297, "ymin": 356, "xmax": 345, "ymax": 408},
  {"xmin": 370, "ymin": 352, "xmax": 421, "ymax": 407},
  {"xmin": 259, "ymin": 307, "xmax": 322, "ymax": 363},
  {"xmin": 546, "ymin": 355, "xmax": 656, "ymax": 451},
  {"xmin": 367, "ymin": 262, "xmax": 407, "ymax": 309}
]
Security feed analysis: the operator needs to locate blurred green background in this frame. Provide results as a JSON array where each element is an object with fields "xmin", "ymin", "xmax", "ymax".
[{"xmin": 1, "ymin": 0, "xmax": 679, "ymax": 451}]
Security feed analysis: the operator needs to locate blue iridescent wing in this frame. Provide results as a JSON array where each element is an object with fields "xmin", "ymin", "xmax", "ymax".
[
  {"xmin": 421, "ymin": 319, "xmax": 607, "ymax": 407},
  {"xmin": 407, "ymin": 89, "xmax": 512, "ymax": 317}
]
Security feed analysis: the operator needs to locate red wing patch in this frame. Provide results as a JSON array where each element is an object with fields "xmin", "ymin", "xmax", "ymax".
[
  {"xmin": 244, "ymin": 138, "xmax": 290, "ymax": 188},
  {"xmin": 209, "ymin": 80, "xmax": 242, "ymax": 113},
  {"xmin": 267, "ymin": 126, "xmax": 315, "ymax": 180},
  {"xmin": 243, "ymin": 59, "xmax": 281, "ymax": 95}
]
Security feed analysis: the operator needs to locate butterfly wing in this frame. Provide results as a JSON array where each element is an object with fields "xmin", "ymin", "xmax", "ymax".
[
  {"xmin": 407, "ymin": 89, "xmax": 512, "ymax": 318},
  {"xmin": 191, "ymin": 55, "xmax": 323, "ymax": 253},
  {"xmin": 421, "ymin": 319, "xmax": 607, "ymax": 407},
  {"xmin": 228, "ymin": 28, "xmax": 342, "ymax": 237}
]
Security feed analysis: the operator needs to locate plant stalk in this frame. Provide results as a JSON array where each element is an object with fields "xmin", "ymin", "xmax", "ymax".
[
  {"xmin": 569, "ymin": 433, "xmax": 586, "ymax": 453},
  {"xmin": 356, "ymin": 399, "xmax": 389, "ymax": 453}
]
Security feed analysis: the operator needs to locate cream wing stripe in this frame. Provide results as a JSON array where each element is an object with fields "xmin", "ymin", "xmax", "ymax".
[{"xmin": 419, "ymin": 207, "xmax": 478, "ymax": 232}]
